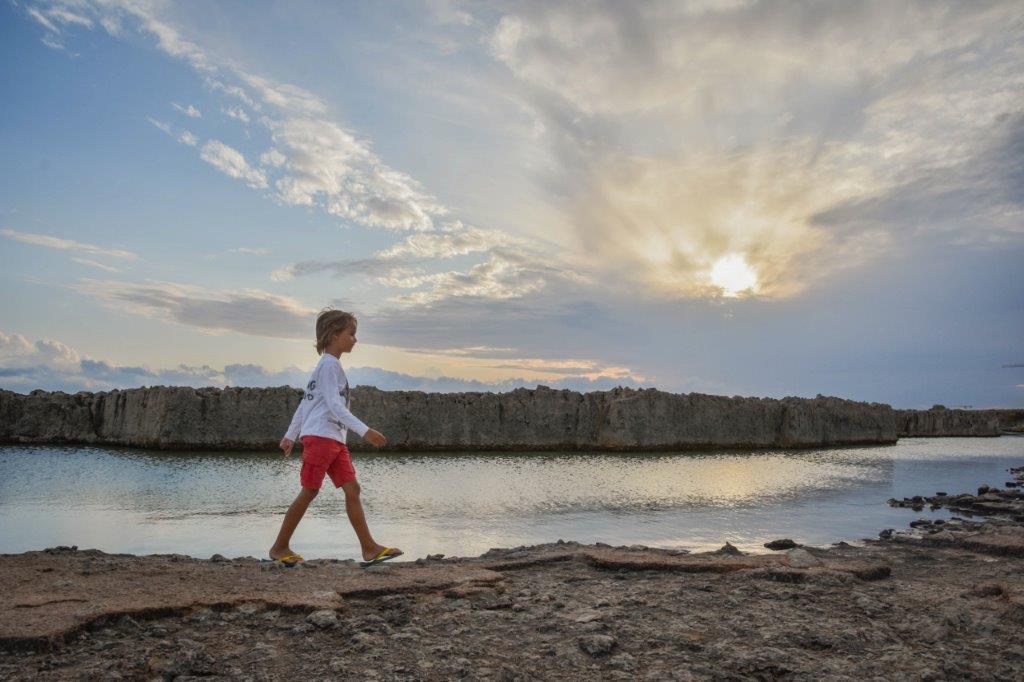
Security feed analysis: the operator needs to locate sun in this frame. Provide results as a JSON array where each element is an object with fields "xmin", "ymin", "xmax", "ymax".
[{"xmin": 709, "ymin": 254, "xmax": 758, "ymax": 297}]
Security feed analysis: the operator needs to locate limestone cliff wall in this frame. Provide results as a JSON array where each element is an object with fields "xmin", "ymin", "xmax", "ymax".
[
  {"xmin": 989, "ymin": 409, "xmax": 1024, "ymax": 434},
  {"xmin": 0, "ymin": 386, "xmax": 899, "ymax": 451},
  {"xmin": 894, "ymin": 406, "xmax": 1003, "ymax": 437}
]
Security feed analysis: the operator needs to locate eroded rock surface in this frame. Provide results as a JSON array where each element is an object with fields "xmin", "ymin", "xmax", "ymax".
[
  {"xmin": 0, "ymin": 386, "xmax": 899, "ymax": 451},
  {"xmin": 1, "ymin": 530, "xmax": 1022, "ymax": 680},
  {"xmin": 894, "ymin": 405, "xmax": 1007, "ymax": 437}
]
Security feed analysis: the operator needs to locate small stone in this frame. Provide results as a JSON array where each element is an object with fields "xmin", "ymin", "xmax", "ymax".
[
  {"xmin": 350, "ymin": 631, "xmax": 375, "ymax": 648},
  {"xmin": 578, "ymin": 634, "xmax": 617, "ymax": 657},
  {"xmin": 784, "ymin": 548, "xmax": 821, "ymax": 568},
  {"xmin": 607, "ymin": 653, "xmax": 636, "ymax": 671},
  {"xmin": 879, "ymin": 529, "xmax": 895, "ymax": 540},
  {"xmin": 573, "ymin": 611, "xmax": 603, "ymax": 624},
  {"xmin": 306, "ymin": 610, "xmax": 338, "ymax": 629},
  {"xmin": 967, "ymin": 582, "xmax": 1004, "ymax": 597},
  {"xmin": 764, "ymin": 538, "xmax": 797, "ymax": 550},
  {"xmin": 715, "ymin": 542, "xmax": 744, "ymax": 555}
]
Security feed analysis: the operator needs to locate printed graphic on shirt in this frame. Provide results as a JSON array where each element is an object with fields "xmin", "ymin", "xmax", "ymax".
[{"xmin": 306, "ymin": 378, "xmax": 316, "ymax": 400}]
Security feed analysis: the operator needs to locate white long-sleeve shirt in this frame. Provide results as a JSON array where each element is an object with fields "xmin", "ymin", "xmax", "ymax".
[{"xmin": 284, "ymin": 354, "xmax": 369, "ymax": 444}]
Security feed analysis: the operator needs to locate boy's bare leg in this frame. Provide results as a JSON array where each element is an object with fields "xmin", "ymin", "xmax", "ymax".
[
  {"xmin": 341, "ymin": 480, "xmax": 402, "ymax": 561},
  {"xmin": 269, "ymin": 487, "xmax": 318, "ymax": 559}
]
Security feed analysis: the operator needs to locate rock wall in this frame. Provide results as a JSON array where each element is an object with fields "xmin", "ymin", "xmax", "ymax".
[
  {"xmin": 989, "ymin": 409, "xmax": 1024, "ymax": 434},
  {"xmin": 895, "ymin": 406, "xmax": 1003, "ymax": 437},
  {"xmin": 0, "ymin": 386, "xmax": 899, "ymax": 451}
]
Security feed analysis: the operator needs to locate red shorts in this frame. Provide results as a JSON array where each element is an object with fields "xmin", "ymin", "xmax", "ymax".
[{"xmin": 300, "ymin": 435, "xmax": 357, "ymax": 489}]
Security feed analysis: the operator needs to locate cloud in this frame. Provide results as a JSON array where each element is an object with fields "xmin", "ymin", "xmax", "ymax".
[
  {"xmin": 2, "ymin": 228, "xmax": 138, "ymax": 260},
  {"xmin": 27, "ymin": 7, "xmax": 61, "ymax": 34},
  {"xmin": 71, "ymin": 257, "xmax": 120, "ymax": 273},
  {"xmin": 71, "ymin": 279, "xmax": 315, "ymax": 339},
  {"xmin": 346, "ymin": 365, "xmax": 649, "ymax": 393},
  {"xmin": 481, "ymin": 1, "xmax": 1024, "ymax": 298},
  {"xmin": 0, "ymin": 329, "xmax": 651, "ymax": 394},
  {"xmin": 199, "ymin": 140, "xmax": 267, "ymax": 189},
  {"xmin": 229, "ymin": 247, "xmax": 270, "ymax": 255},
  {"xmin": 376, "ymin": 223, "xmax": 511, "ymax": 260},
  {"xmin": 0, "ymin": 330, "xmax": 80, "ymax": 366},
  {"xmin": 222, "ymin": 105, "xmax": 250, "ymax": 124},
  {"xmin": 28, "ymin": 0, "xmax": 448, "ymax": 232},
  {"xmin": 172, "ymin": 102, "xmax": 201, "ymax": 118},
  {"xmin": 147, "ymin": 117, "xmax": 172, "ymax": 135},
  {"xmin": 25, "ymin": 4, "xmax": 93, "ymax": 52},
  {"xmin": 391, "ymin": 247, "xmax": 582, "ymax": 305},
  {"xmin": 149, "ymin": 117, "xmax": 198, "ymax": 147},
  {"xmin": 269, "ymin": 221, "xmax": 577, "ymax": 306}
]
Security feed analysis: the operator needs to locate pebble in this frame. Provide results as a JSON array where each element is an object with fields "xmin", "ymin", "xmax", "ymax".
[
  {"xmin": 573, "ymin": 611, "xmax": 603, "ymax": 624},
  {"xmin": 578, "ymin": 634, "xmax": 617, "ymax": 656}
]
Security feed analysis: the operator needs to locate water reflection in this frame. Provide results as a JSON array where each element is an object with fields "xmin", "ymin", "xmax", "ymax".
[{"xmin": 0, "ymin": 438, "xmax": 1020, "ymax": 559}]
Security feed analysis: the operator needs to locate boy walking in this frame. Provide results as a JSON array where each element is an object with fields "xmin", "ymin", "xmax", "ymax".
[{"xmin": 269, "ymin": 309, "xmax": 402, "ymax": 567}]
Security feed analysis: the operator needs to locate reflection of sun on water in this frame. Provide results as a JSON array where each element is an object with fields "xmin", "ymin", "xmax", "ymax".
[{"xmin": 709, "ymin": 254, "xmax": 758, "ymax": 297}]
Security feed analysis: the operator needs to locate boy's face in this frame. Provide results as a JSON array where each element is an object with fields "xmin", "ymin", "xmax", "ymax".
[{"xmin": 334, "ymin": 323, "xmax": 357, "ymax": 353}]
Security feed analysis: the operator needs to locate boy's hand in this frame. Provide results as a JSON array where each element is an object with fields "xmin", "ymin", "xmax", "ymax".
[
  {"xmin": 279, "ymin": 437, "xmax": 294, "ymax": 456},
  {"xmin": 364, "ymin": 429, "xmax": 387, "ymax": 448}
]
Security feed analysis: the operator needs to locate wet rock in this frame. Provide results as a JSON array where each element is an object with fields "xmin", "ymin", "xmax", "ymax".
[
  {"xmin": 764, "ymin": 539, "xmax": 798, "ymax": 550},
  {"xmin": 578, "ymin": 634, "xmax": 617, "ymax": 657}
]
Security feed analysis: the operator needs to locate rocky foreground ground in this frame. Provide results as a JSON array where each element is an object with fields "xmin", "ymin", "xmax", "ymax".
[{"xmin": 2, "ymin": 467, "xmax": 1023, "ymax": 681}]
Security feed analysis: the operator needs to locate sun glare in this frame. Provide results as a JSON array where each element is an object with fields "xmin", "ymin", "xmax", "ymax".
[{"xmin": 709, "ymin": 254, "xmax": 758, "ymax": 297}]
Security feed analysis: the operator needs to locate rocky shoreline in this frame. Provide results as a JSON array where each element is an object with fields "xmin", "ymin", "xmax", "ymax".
[
  {"xmin": 3, "ymin": 385, "xmax": 1020, "ymax": 452},
  {"xmin": 1, "ymin": 466, "xmax": 1022, "ymax": 680}
]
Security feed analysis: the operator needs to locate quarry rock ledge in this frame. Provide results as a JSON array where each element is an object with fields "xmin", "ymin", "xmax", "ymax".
[{"xmin": 0, "ymin": 386, "xmax": 905, "ymax": 451}]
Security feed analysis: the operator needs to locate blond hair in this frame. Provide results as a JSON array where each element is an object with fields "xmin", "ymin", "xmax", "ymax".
[{"xmin": 315, "ymin": 308, "xmax": 357, "ymax": 354}]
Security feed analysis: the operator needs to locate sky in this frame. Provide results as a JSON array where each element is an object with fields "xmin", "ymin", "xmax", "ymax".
[{"xmin": 0, "ymin": 0, "xmax": 1022, "ymax": 408}]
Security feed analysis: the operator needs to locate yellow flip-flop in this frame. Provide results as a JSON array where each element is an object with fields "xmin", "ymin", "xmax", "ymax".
[
  {"xmin": 359, "ymin": 547, "xmax": 402, "ymax": 568},
  {"xmin": 269, "ymin": 553, "xmax": 304, "ymax": 567}
]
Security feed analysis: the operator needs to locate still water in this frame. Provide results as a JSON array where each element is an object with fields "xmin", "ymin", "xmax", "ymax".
[{"xmin": 1, "ymin": 438, "xmax": 1021, "ymax": 560}]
